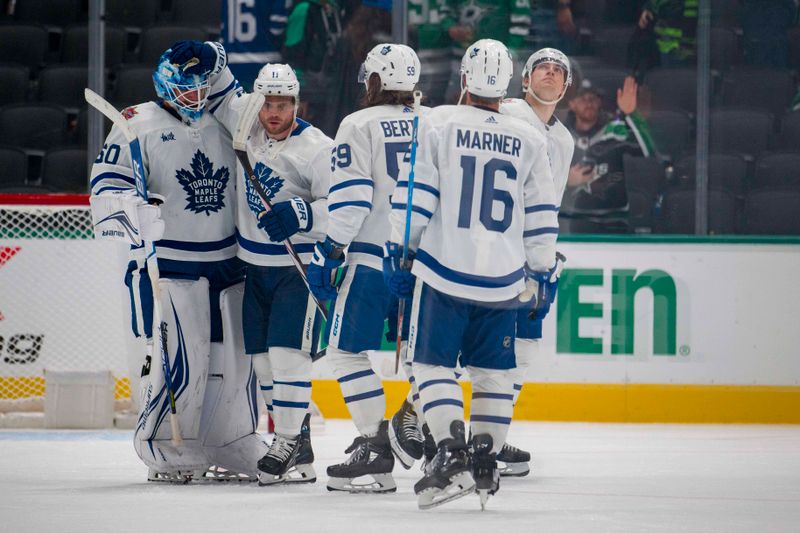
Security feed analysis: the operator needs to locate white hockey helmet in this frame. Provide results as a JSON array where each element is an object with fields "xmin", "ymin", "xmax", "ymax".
[
  {"xmin": 254, "ymin": 63, "xmax": 300, "ymax": 98},
  {"xmin": 358, "ymin": 43, "xmax": 420, "ymax": 92},
  {"xmin": 459, "ymin": 39, "xmax": 514, "ymax": 99},
  {"xmin": 522, "ymin": 47, "xmax": 572, "ymax": 105}
]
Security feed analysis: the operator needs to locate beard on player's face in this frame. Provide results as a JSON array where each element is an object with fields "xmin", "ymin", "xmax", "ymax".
[{"xmin": 259, "ymin": 96, "xmax": 296, "ymax": 138}]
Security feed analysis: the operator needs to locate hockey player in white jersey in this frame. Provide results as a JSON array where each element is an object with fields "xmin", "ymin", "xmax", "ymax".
[
  {"xmin": 304, "ymin": 43, "xmax": 425, "ymax": 493},
  {"xmin": 205, "ymin": 54, "xmax": 333, "ymax": 485},
  {"xmin": 384, "ymin": 39, "xmax": 559, "ymax": 510},
  {"xmin": 497, "ymin": 47, "xmax": 574, "ymax": 477},
  {"xmin": 89, "ymin": 40, "xmax": 268, "ymax": 482}
]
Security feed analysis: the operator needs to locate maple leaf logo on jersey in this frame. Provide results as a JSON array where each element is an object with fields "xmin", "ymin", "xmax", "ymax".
[
  {"xmin": 245, "ymin": 162, "xmax": 284, "ymax": 216},
  {"xmin": 175, "ymin": 150, "xmax": 229, "ymax": 215},
  {"xmin": 122, "ymin": 106, "xmax": 138, "ymax": 120}
]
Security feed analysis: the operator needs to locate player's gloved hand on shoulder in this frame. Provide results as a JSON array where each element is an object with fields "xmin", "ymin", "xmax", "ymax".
[
  {"xmin": 167, "ymin": 40, "xmax": 226, "ymax": 77},
  {"xmin": 308, "ymin": 236, "xmax": 345, "ymax": 301},
  {"xmin": 520, "ymin": 252, "xmax": 566, "ymax": 321},
  {"xmin": 257, "ymin": 197, "xmax": 313, "ymax": 242},
  {"xmin": 382, "ymin": 241, "xmax": 416, "ymax": 299}
]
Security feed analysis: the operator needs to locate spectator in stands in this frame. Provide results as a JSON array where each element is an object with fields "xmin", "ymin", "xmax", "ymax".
[
  {"xmin": 561, "ymin": 76, "xmax": 659, "ymax": 233},
  {"xmin": 741, "ymin": 0, "xmax": 797, "ymax": 68},
  {"xmin": 638, "ymin": 0, "xmax": 697, "ymax": 67},
  {"xmin": 529, "ymin": 0, "xmax": 580, "ymax": 54},
  {"xmin": 220, "ymin": 0, "xmax": 288, "ymax": 91},
  {"xmin": 283, "ymin": 0, "xmax": 344, "ymax": 124}
]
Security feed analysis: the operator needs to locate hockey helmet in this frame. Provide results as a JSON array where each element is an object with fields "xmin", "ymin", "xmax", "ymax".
[
  {"xmin": 459, "ymin": 39, "xmax": 514, "ymax": 99},
  {"xmin": 254, "ymin": 63, "xmax": 300, "ymax": 98},
  {"xmin": 358, "ymin": 43, "xmax": 420, "ymax": 92},
  {"xmin": 153, "ymin": 45, "xmax": 213, "ymax": 121},
  {"xmin": 522, "ymin": 48, "xmax": 572, "ymax": 105}
]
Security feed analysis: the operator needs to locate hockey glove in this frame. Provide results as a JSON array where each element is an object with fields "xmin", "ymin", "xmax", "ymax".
[
  {"xmin": 167, "ymin": 40, "xmax": 226, "ymax": 77},
  {"xmin": 521, "ymin": 252, "xmax": 567, "ymax": 321},
  {"xmin": 257, "ymin": 197, "xmax": 313, "ymax": 242},
  {"xmin": 90, "ymin": 193, "xmax": 165, "ymax": 246},
  {"xmin": 382, "ymin": 241, "xmax": 416, "ymax": 299},
  {"xmin": 307, "ymin": 236, "xmax": 345, "ymax": 301}
]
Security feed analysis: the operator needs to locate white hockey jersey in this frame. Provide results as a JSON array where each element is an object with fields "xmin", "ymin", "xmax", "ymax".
[
  {"xmin": 327, "ymin": 104, "xmax": 429, "ymax": 270},
  {"xmin": 90, "ymin": 101, "xmax": 237, "ymax": 262},
  {"xmin": 207, "ymin": 68, "xmax": 333, "ymax": 267},
  {"xmin": 389, "ymin": 105, "xmax": 558, "ymax": 302},
  {"xmin": 500, "ymin": 98, "xmax": 575, "ymax": 203}
]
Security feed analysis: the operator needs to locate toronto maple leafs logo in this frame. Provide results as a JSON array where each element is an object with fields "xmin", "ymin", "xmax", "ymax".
[
  {"xmin": 380, "ymin": 45, "xmax": 392, "ymax": 55},
  {"xmin": 245, "ymin": 162, "xmax": 284, "ymax": 216},
  {"xmin": 175, "ymin": 150, "xmax": 229, "ymax": 215}
]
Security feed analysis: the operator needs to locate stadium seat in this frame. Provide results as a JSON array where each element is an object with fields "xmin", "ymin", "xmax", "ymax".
[
  {"xmin": 38, "ymin": 65, "xmax": 89, "ymax": 114},
  {"xmin": 61, "ymin": 25, "xmax": 126, "ymax": 67},
  {"xmin": 0, "ymin": 24, "xmax": 48, "ymax": 73},
  {"xmin": 776, "ymin": 111, "xmax": 800, "ymax": 152},
  {"xmin": 657, "ymin": 188, "xmax": 737, "ymax": 234},
  {"xmin": 721, "ymin": 68, "xmax": 795, "ymax": 117},
  {"xmin": 710, "ymin": 27, "xmax": 741, "ymax": 71},
  {"xmin": 41, "ymin": 148, "xmax": 89, "ymax": 193},
  {"xmin": 647, "ymin": 109, "xmax": 692, "ymax": 160},
  {"xmin": 110, "ymin": 65, "xmax": 157, "ymax": 108},
  {"xmin": 623, "ymin": 154, "xmax": 664, "ymax": 198},
  {"xmin": 592, "ymin": 26, "xmax": 632, "ymax": 68},
  {"xmin": 710, "ymin": 109, "xmax": 773, "ymax": 160},
  {"xmin": 644, "ymin": 67, "xmax": 697, "ymax": 114},
  {"xmin": 789, "ymin": 27, "xmax": 800, "ymax": 70},
  {"xmin": 626, "ymin": 187, "xmax": 656, "ymax": 233},
  {"xmin": 0, "ymin": 64, "xmax": 30, "ymax": 106},
  {"xmin": 13, "ymin": 0, "xmax": 82, "ymax": 27},
  {"xmin": 711, "ymin": 0, "xmax": 740, "ymax": 27},
  {"xmin": 0, "ymin": 104, "xmax": 68, "ymax": 153},
  {"xmin": 0, "ymin": 147, "xmax": 28, "ymax": 187},
  {"xmin": 673, "ymin": 153, "xmax": 748, "ymax": 195},
  {"xmin": 742, "ymin": 188, "xmax": 800, "ymax": 234},
  {"xmin": 168, "ymin": 0, "xmax": 222, "ymax": 35},
  {"xmin": 580, "ymin": 66, "xmax": 628, "ymax": 112},
  {"xmin": 75, "ymin": 109, "xmax": 112, "ymax": 146},
  {"xmin": 106, "ymin": 0, "xmax": 164, "ymax": 32},
  {"xmin": 752, "ymin": 153, "xmax": 800, "ymax": 190},
  {"xmin": 138, "ymin": 26, "xmax": 208, "ymax": 65}
]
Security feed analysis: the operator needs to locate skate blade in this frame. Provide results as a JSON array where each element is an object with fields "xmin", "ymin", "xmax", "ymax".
[
  {"xmin": 197, "ymin": 466, "xmax": 257, "ymax": 483},
  {"xmin": 498, "ymin": 461, "xmax": 530, "ymax": 477},
  {"xmin": 417, "ymin": 471, "xmax": 476, "ymax": 510},
  {"xmin": 258, "ymin": 463, "xmax": 317, "ymax": 486},
  {"xmin": 326, "ymin": 473, "xmax": 397, "ymax": 493},
  {"xmin": 147, "ymin": 469, "xmax": 193, "ymax": 484},
  {"xmin": 388, "ymin": 424, "xmax": 420, "ymax": 470}
]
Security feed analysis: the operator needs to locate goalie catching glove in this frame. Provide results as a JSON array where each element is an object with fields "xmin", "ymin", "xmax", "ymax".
[
  {"xmin": 519, "ymin": 252, "xmax": 566, "ymax": 320},
  {"xmin": 90, "ymin": 193, "xmax": 165, "ymax": 246},
  {"xmin": 382, "ymin": 242, "xmax": 415, "ymax": 299},
  {"xmin": 257, "ymin": 197, "xmax": 313, "ymax": 242}
]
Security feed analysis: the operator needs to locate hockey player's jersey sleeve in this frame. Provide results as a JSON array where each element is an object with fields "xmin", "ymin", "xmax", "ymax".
[
  {"xmin": 90, "ymin": 124, "xmax": 142, "ymax": 197},
  {"xmin": 326, "ymin": 118, "xmax": 374, "ymax": 246},
  {"xmin": 206, "ymin": 66, "xmax": 245, "ymax": 134},
  {"xmin": 303, "ymin": 139, "xmax": 333, "ymax": 241},
  {"xmin": 522, "ymin": 138, "xmax": 559, "ymax": 271},
  {"xmin": 388, "ymin": 120, "xmax": 440, "ymax": 250}
]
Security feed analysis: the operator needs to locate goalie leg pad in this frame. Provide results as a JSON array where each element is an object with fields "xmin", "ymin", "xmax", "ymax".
[
  {"xmin": 135, "ymin": 278, "xmax": 210, "ymax": 443},
  {"xmin": 327, "ymin": 346, "xmax": 385, "ymax": 437}
]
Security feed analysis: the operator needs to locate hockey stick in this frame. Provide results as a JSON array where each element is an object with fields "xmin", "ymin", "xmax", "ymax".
[
  {"xmin": 394, "ymin": 90, "xmax": 423, "ymax": 374},
  {"xmin": 232, "ymin": 92, "xmax": 328, "ymax": 321},
  {"xmin": 84, "ymin": 89, "xmax": 183, "ymax": 447}
]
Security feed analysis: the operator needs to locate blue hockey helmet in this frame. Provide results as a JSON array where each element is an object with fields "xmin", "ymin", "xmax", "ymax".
[{"xmin": 153, "ymin": 42, "xmax": 213, "ymax": 120}]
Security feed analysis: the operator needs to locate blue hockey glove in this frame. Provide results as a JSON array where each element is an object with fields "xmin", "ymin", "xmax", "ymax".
[
  {"xmin": 382, "ymin": 241, "xmax": 416, "ymax": 299},
  {"xmin": 521, "ymin": 252, "xmax": 566, "ymax": 321},
  {"xmin": 257, "ymin": 197, "xmax": 313, "ymax": 242},
  {"xmin": 307, "ymin": 237, "xmax": 345, "ymax": 301},
  {"xmin": 167, "ymin": 40, "xmax": 225, "ymax": 76}
]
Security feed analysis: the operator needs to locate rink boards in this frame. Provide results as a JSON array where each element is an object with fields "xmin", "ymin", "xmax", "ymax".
[{"xmin": 1, "ymin": 233, "xmax": 799, "ymax": 422}]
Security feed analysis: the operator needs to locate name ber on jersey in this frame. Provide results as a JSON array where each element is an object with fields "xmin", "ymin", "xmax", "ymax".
[
  {"xmin": 456, "ymin": 128, "xmax": 521, "ymax": 157},
  {"xmin": 380, "ymin": 119, "xmax": 414, "ymax": 138}
]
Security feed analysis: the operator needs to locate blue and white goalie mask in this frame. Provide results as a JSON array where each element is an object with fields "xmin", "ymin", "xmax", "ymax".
[{"xmin": 153, "ymin": 50, "xmax": 212, "ymax": 120}]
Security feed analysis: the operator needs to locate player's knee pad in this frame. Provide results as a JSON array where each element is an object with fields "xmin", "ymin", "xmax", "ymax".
[
  {"xmin": 269, "ymin": 346, "xmax": 312, "ymax": 381},
  {"xmin": 136, "ymin": 277, "xmax": 210, "ymax": 444},
  {"xmin": 200, "ymin": 283, "xmax": 261, "ymax": 448},
  {"xmin": 326, "ymin": 346, "xmax": 371, "ymax": 379}
]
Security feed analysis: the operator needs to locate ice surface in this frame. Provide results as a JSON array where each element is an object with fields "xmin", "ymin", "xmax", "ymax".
[{"xmin": 1, "ymin": 421, "xmax": 799, "ymax": 532}]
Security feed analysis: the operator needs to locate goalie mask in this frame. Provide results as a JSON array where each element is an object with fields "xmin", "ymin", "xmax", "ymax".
[
  {"xmin": 358, "ymin": 43, "xmax": 420, "ymax": 92},
  {"xmin": 459, "ymin": 39, "xmax": 513, "ymax": 102},
  {"xmin": 153, "ymin": 49, "xmax": 212, "ymax": 121},
  {"xmin": 522, "ymin": 48, "xmax": 572, "ymax": 106}
]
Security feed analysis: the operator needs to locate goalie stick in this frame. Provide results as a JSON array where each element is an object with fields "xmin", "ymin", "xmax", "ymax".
[
  {"xmin": 84, "ymin": 89, "xmax": 183, "ymax": 447},
  {"xmin": 394, "ymin": 90, "xmax": 423, "ymax": 374}
]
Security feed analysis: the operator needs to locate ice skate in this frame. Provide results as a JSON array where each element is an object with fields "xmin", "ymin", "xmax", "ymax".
[
  {"xmin": 414, "ymin": 421, "xmax": 475, "ymax": 510},
  {"xmin": 257, "ymin": 413, "xmax": 316, "ymax": 485},
  {"xmin": 419, "ymin": 422, "xmax": 437, "ymax": 475},
  {"xmin": 471, "ymin": 433, "xmax": 500, "ymax": 510},
  {"xmin": 147, "ymin": 468, "xmax": 194, "ymax": 484},
  {"xmin": 327, "ymin": 420, "xmax": 396, "ymax": 493},
  {"xmin": 497, "ymin": 442, "xmax": 531, "ymax": 477},
  {"xmin": 195, "ymin": 465, "xmax": 257, "ymax": 483},
  {"xmin": 389, "ymin": 399, "xmax": 424, "ymax": 469}
]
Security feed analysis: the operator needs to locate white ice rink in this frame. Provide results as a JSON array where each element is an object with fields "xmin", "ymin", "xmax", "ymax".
[{"xmin": 1, "ymin": 421, "xmax": 799, "ymax": 533}]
